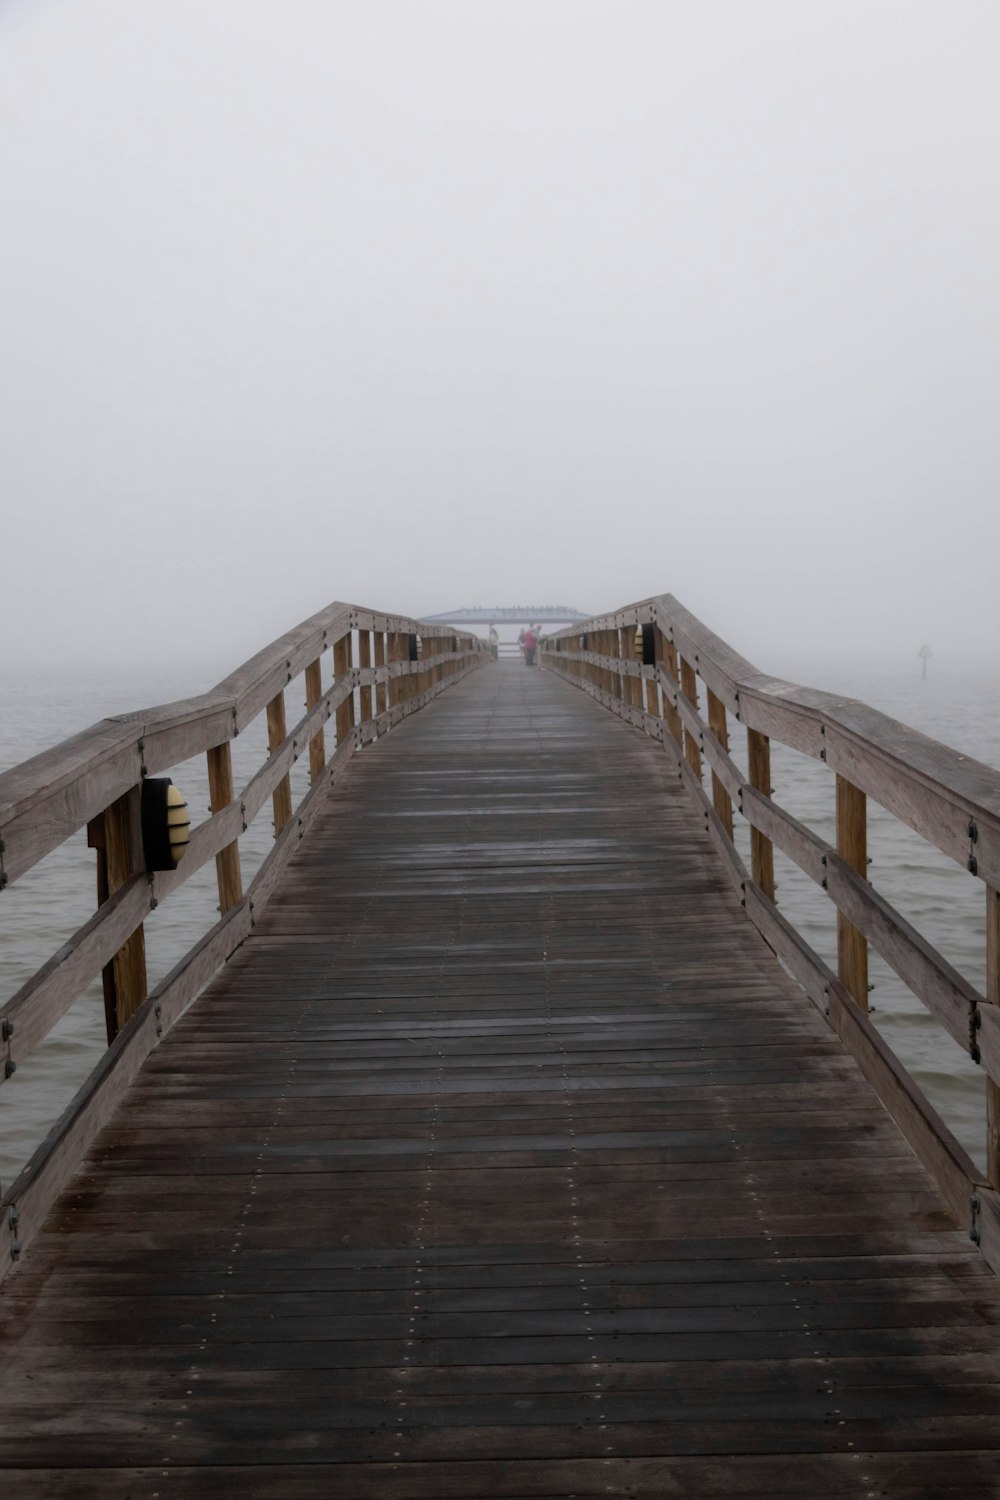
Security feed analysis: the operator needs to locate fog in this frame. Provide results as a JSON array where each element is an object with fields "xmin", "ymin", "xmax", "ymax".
[{"xmin": 2, "ymin": 0, "xmax": 998, "ymax": 683}]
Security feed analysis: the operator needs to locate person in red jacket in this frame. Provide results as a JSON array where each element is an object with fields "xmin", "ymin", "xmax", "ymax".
[{"xmin": 522, "ymin": 626, "xmax": 538, "ymax": 666}]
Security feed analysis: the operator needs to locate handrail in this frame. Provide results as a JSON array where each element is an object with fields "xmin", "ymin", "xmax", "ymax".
[
  {"xmin": 542, "ymin": 593, "xmax": 1000, "ymax": 1274},
  {"xmin": 0, "ymin": 601, "xmax": 488, "ymax": 1274}
]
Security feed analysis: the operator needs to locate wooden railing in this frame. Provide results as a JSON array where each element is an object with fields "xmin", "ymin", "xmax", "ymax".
[
  {"xmin": 542, "ymin": 593, "xmax": 1000, "ymax": 1275},
  {"xmin": 0, "ymin": 601, "xmax": 486, "ymax": 1275}
]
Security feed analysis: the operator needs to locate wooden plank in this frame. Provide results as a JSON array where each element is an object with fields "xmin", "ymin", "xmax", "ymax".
[
  {"xmin": 743, "ymin": 883, "xmax": 831, "ymax": 1012},
  {"xmin": 747, "ymin": 729, "xmax": 776, "ymax": 903},
  {"xmin": 977, "ymin": 1185, "xmax": 1000, "ymax": 1278},
  {"xmin": 823, "ymin": 717, "xmax": 1000, "ymax": 886},
  {"xmin": 706, "ymin": 691, "xmax": 733, "ymax": 840},
  {"xmin": 0, "ymin": 898, "xmax": 255, "ymax": 1281},
  {"xmin": 374, "ymin": 631, "xmax": 387, "ymax": 718},
  {"xmin": 678, "ymin": 657, "xmax": 702, "ymax": 781},
  {"xmin": 824, "ymin": 852, "xmax": 981, "ymax": 1057},
  {"xmin": 0, "ymin": 877, "xmax": 151, "ymax": 1073},
  {"xmin": 2, "ymin": 657, "xmax": 998, "ymax": 1494},
  {"xmin": 103, "ymin": 787, "xmax": 147, "ymax": 1035},
  {"xmin": 826, "ymin": 979, "xmax": 977, "ymax": 1230},
  {"xmin": 304, "ymin": 657, "xmax": 327, "ymax": 784},
  {"xmin": 0, "ymin": 731, "xmax": 143, "ymax": 886},
  {"xmin": 836, "ymin": 775, "xmax": 869, "ymax": 1010},
  {"xmin": 138, "ymin": 700, "xmax": 238, "ymax": 777},
  {"xmin": 357, "ymin": 632, "xmax": 373, "ymax": 728},
  {"xmin": 207, "ymin": 742, "xmax": 243, "ymax": 914},
  {"xmin": 987, "ymin": 884, "xmax": 1000, "ymax": 1185},
  {"xmin": 220, "ymin": 604, "xmax": 352, "ymax": 731},
  {"xmin": 741, "ymin": 786, "xmax": 827, "ymax": 885},
  {"xmin": 265, "ymin": 690, "xmax": 294, "ymax": 837},
  {"xmin": 704, "ymin": 805, "xmax": 747, "ymax": 897}
]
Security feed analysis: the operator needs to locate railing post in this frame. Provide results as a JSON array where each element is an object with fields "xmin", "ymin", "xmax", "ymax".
[
  {"xmin": 679, "ymin": 656, "xmax": 702, "ymax": 781},
  {"xmin": 89, "ymin": 787, "xmax": 148, "ymax": 1040},
  {"xmin": 747, "ymin": 729, "xmax": 776, "ymax": 903},
  {"xmin": 358, "ymin": 630, "xmax": 373, "ymax": 728},
  {"xmin": 987, "ymin": 884, "xmax": 1000, "ymax": 1187},
  {"xmin": 627, "ymin": 628, "xmax": 643, "ymax": 712},
  {"xmin": 207, "ymin": 743, "xmax": 243, "ymax": 913},
  {"xmin": 707, "ymin": 690, "xmax": 734, "ymax": 840},
  {"xmin": 387, "ymin": 631, "xmax": 401, "ymax": 711},
  {"xmin": 304, "ymin": 657, "xmax": 326, "ymax": 783},
  {"xmin": 836, "ymin": 775, "xmax": 869, "ymax": 1010},
  {"xmin": 266, "ymin": 689, "xmax": 293, "ymax": 836},
  {"xmin": 333, "ymin": 632, "xmax": 356, "ymax": 746},
  {"xmin": 644, "ymin": 625, "xmax": 660, "ymax": 718},
  {"xmin": 660, "ymin": 636, "xmax": 683, "ymax": 749},
  {"xmin": 374, "ymin": 631, "xmax": 387, "ymax": 719}
]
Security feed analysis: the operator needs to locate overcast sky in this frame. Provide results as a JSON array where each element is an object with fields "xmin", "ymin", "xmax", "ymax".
[{"xmin": 2, "ymin": 0, "xmax": 998, "ymax": 676}]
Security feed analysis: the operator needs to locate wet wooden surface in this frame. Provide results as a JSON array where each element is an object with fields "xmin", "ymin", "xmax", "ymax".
[{"xmin": 2, "ymin": 662, "xmax": 999, "ymax": 1497}]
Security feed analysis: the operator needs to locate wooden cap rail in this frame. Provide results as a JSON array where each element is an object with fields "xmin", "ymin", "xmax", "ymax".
[
  {"xmin": 542, "ymin": 593, "xmax": 1000, "ymax": 1272},
  {"xmin": 0, "ymin": 602, "xmax": 486, "ymax": 1275}
]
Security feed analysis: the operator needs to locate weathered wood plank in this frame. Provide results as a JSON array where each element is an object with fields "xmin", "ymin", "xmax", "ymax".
[
  {"xmin": 1, "ymin": 660, "xmax": 997, "ymax": 1498},
  {"xmin": 825, "ymin": 853, "xmax": 983, "ymax": 1059}
]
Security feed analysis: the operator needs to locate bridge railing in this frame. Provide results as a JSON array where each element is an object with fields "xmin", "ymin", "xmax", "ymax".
[
  {"xmin": 542, "ymin": 593, "xmax": 1000, "ymax": 1273},
  {"xmin": 0, "ymin": 602, "xmax": 487, "ymax": 1275}
]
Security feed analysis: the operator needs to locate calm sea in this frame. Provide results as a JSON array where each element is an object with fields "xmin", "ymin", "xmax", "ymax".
[{"xmin": 1, "ymin": 658, "xmax": 998, "ymax": 1192}]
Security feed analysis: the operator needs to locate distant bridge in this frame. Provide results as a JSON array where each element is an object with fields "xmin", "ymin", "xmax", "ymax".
[{"xmin": 421, "ymin": 604, "xmax": 591, "ymax": 626}]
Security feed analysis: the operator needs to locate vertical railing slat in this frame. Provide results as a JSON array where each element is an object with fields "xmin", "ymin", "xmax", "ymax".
[
  {"xmin": 374, "ymin": 631, "xmax": 387, "ymax": 719},
  {"xmin": 987, "ymin": 884, "xmax": 999, "ymax": 1187},
  {"xmin": 836, "ymin": 775, "xmax": 869, "ymax": 1010},
  {"xmin": 304, "ymin": 658, "xmax": 326, "ymax": 784},
  {"xmin": 707, "ymin": 689, "xmax": 734, "ymax": 840},
  {"xmin": 747, "ymin": 729, "xmax": 776, "ymax": 903},
  {"xmin": 333, "ymin": 633, "xmax": 355, "ymax": 746},
  {"xmin": 358, "ymin": 631, "xmax": 373, "ymax": 729},
  {"xmin": 266, "ymin": 690, "xmax": 293, "ymax": 836},
  {"xmin": 103, "ymin": 788, "xmax": 148, "ymax": 1036},
  {"xmin": 207, "ymin": 742, "xmax": 243, "ymax": 913},
  {"xmin": 679, "ymin": 657, "xmax": 702, "ymax": 781}
]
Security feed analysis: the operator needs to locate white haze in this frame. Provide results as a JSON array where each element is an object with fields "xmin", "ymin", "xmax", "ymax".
[{"xmin": 1, "ymin": 0, "xmax": 998, "ymax": 688}]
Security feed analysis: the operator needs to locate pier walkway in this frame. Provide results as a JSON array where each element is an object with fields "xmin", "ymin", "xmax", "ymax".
[{"xmin": 2, "ymin": 663, "xmax": 999, "ymax": 1496}]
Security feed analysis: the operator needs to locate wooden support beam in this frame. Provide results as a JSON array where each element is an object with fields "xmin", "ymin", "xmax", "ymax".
[
  {"xmin": 660, "ymin": 637, "xmax": 683, "ymax": 746},
  {"xmin": 304, "ymin": 657, "xmax": 326, "ymax": 784},
  {"xmin": 747, "ymin": 728, "xmax": 776, "ymax": 903},
  {"xmin": 93, "ymin": 788, "xmax": 147, "ymax": 1039},
  {"xmin": 988, "ymin": 884, "xmax": 1000, "ymax": 1187},
  {"xmin": 644, "ymin": 631, "xmax": 660, "ymax": 717},
  {"xmin": 266, "ymin": 690, "xmax": 293, "ymax": 837},
  {"xmin": 334, "ymin": 633, "xmax": 356, "ymax": 744},
  {"xmin": 836, "ymin": 774, "xmax": 869, "ymax": 1011},
  {"xmin": 207, "ymin": 743, "xmax": 243, "ymax": 914},
  {"xmin": 627, "ymin": 628, "xmax": 643, "ymax": 710},
  {"xmin": 358, "ymin": 631, "xmax": 373, "ymax": 726},
  {"xmin": 374, "ymin": 631, "xmax": 387, "ymax": 717},
  {"xmin": 679, "ymin": 657, "xmax": 702, "ymax": 780},
  {"xmin": 707, "ymin": 689, "xmax": 734, "ymax": 841}
]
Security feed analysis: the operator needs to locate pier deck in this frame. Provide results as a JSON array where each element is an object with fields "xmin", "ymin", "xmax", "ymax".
[{"xmin": 1, "ymin": 664, "xmax": 999, "ymax": 1496}]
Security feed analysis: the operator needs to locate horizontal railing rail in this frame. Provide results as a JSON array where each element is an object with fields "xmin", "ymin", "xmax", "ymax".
[
  {"xmin": 542, "ymin": 593, "xmax": 1000, "ymax": 1276},
  {"xmin": 0, "ymin": 602, "xmax": 488, "ymax": 1274}
]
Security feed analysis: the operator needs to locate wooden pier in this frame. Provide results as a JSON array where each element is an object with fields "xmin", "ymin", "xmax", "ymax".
[{"xmin": 2, "ymin": 598, "xmax": 1000, "ymax": 1495}]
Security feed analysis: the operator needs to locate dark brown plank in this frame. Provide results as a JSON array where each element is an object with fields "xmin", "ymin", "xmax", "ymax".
[{"xmin": 2, "ymin": 661, "xmax": 999, "ymax": 1496}]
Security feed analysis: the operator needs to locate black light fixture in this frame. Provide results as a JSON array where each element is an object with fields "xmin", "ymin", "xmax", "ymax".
[{"xmin": 141, "ymin": 778, "xmax": 190, "ymax": 871}]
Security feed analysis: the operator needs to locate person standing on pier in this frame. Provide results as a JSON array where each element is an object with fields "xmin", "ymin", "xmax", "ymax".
[{"xmin": 522, "ymin": 624, "xmax": 538, "ymax": 666}]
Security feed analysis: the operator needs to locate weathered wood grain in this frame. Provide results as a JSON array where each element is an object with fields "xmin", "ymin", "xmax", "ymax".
[
  {"xmin": 207, "ymin": 741, "xmax": 244, "ymax": 914},
  {"xmin": 824, "ymin": 853, "xmax": 983, "ymax": 1059},
  {"xmin": 2, "ymin": 635, "xmax": 999, "ymax": 1494}
]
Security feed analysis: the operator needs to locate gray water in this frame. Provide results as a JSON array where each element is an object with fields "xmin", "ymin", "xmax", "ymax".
[{"xmin": 1, "ymin": 657, "xmax": 998, "ymax": 1191}]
